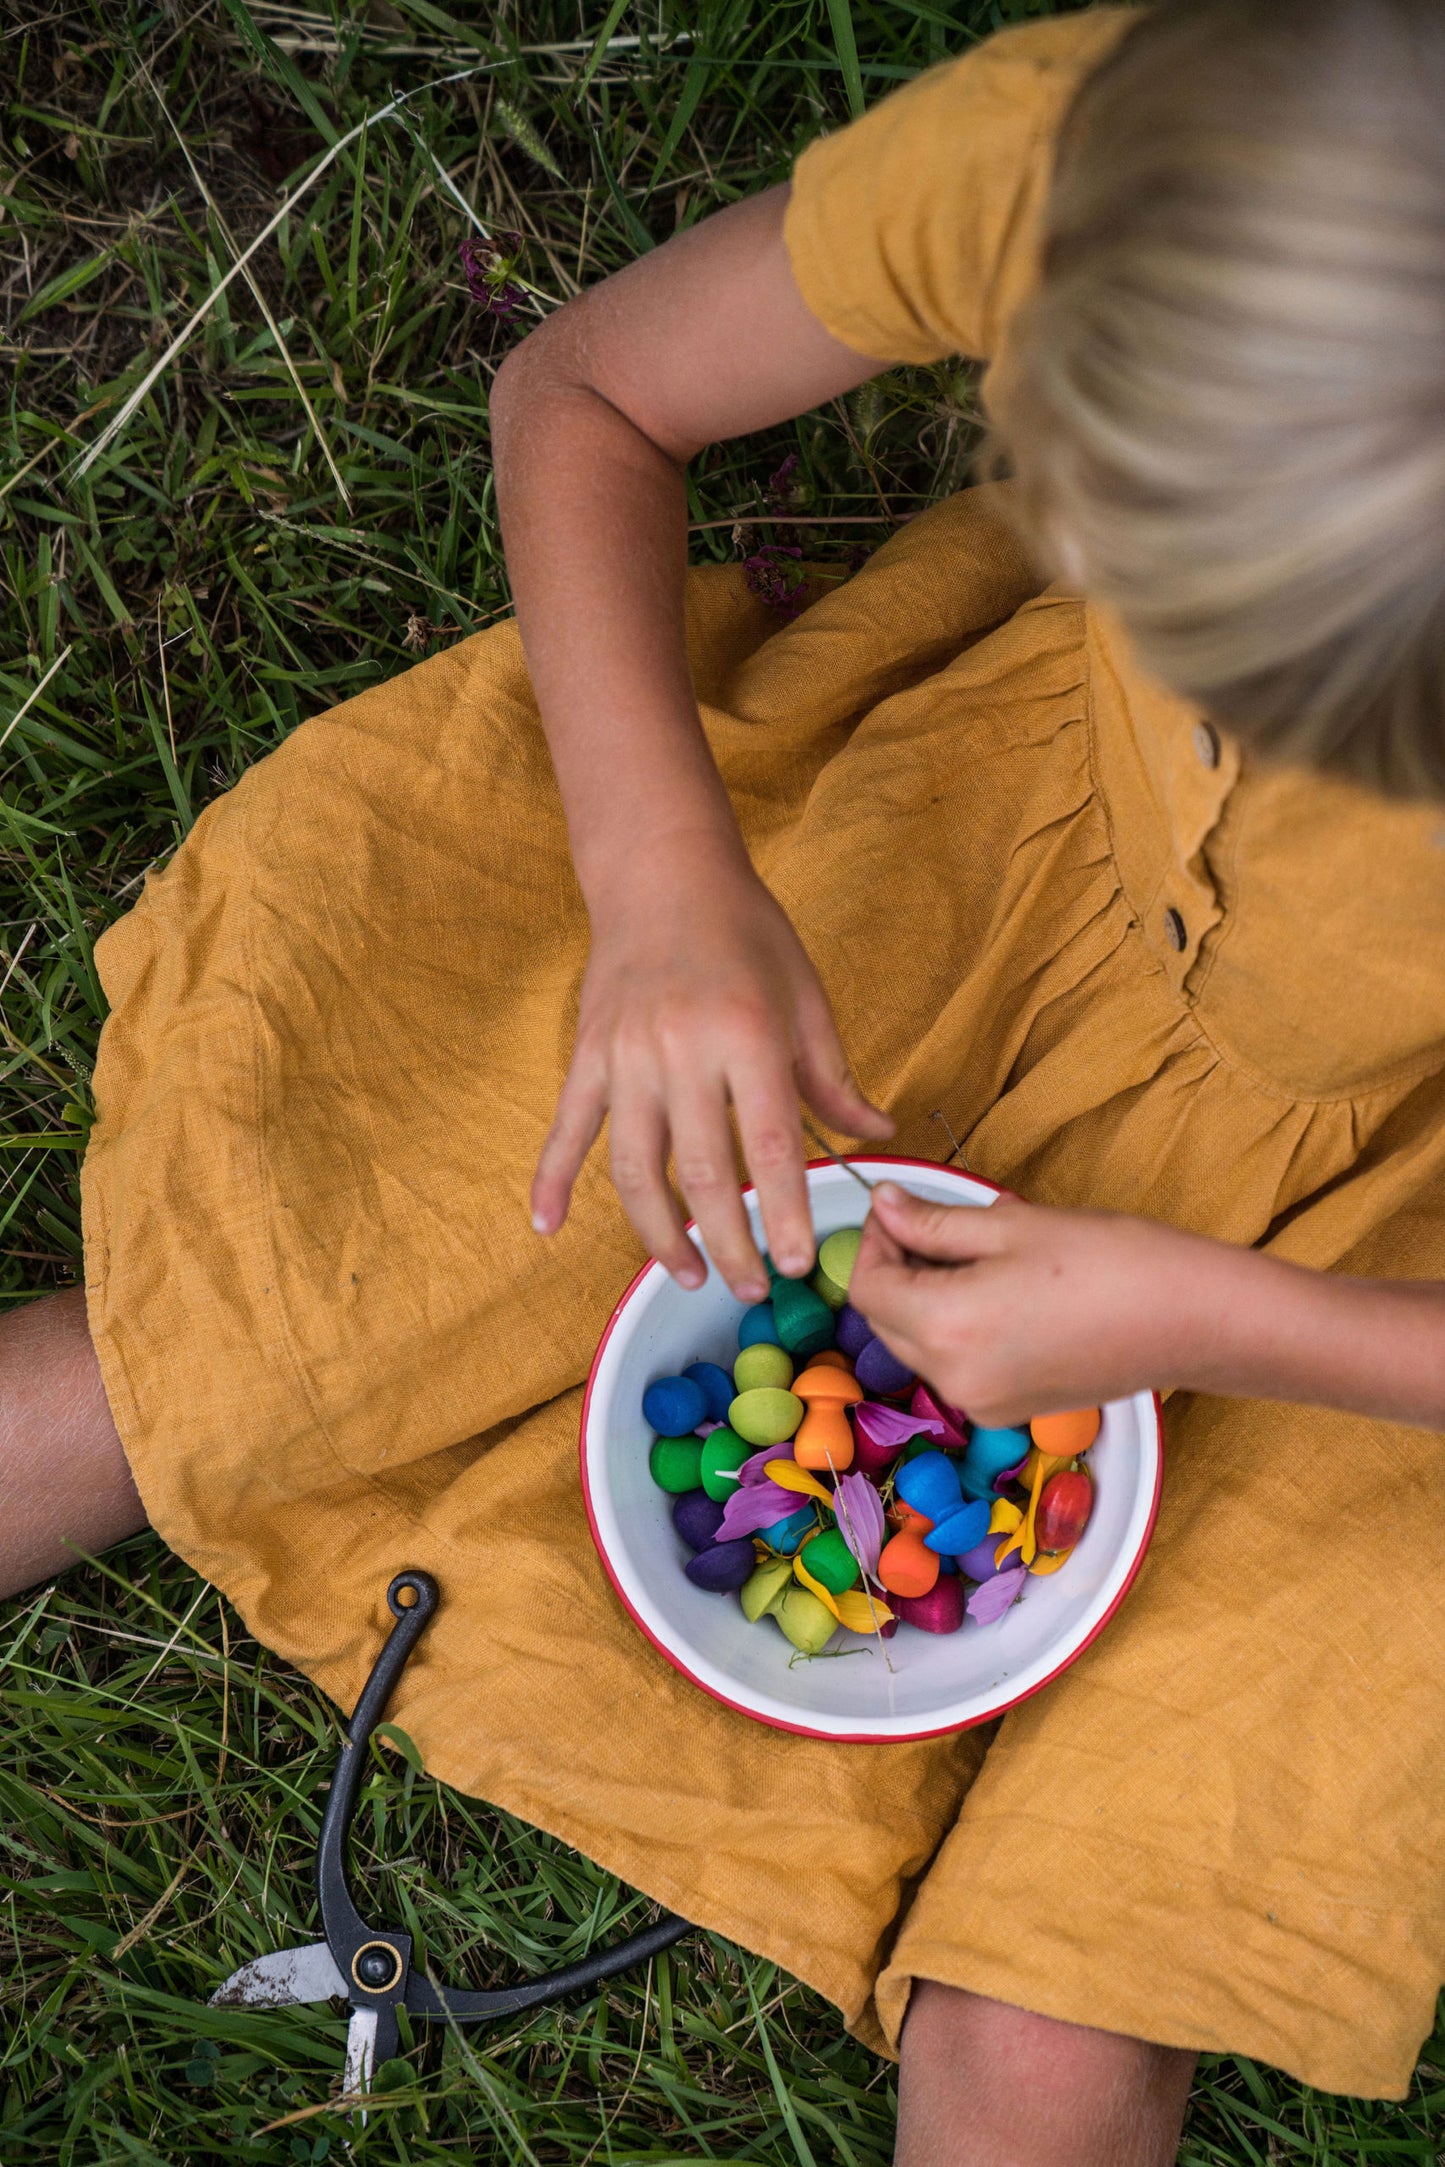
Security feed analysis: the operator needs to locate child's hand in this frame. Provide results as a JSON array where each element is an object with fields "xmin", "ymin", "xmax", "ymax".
[
  {"xmin": 531, "ymin": 842, "xmax": 892, "ymax": 1299},
  {"xmin": 850, "ymin": 1182, "xmax": 1240, "ymax": 1426}
]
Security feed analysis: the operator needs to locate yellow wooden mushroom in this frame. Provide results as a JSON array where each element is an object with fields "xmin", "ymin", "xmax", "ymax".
[{"xmin": 791, "ymin": 1362, "xmax": 865, "ymax": 1471}]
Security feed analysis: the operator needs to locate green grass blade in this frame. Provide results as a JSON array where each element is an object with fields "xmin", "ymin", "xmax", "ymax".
[{"xmin": 824, "ymin": 0, "xmax": 867, "ymax": 117}]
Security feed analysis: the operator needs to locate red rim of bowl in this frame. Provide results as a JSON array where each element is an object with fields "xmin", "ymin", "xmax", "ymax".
[{"xmin": 579, "ymin": 1156, "xmax": 1166, "ymax": 1743}]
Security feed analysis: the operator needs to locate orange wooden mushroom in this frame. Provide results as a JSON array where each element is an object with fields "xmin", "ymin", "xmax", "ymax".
[
  {"xmin": 791, "ymin": 1363, "xmax": 865, "ymax": 1471},
  {"xmin": 878, "ymin": 1521, "xmax": 939, "ymax": 1598},
  {"xmin": 1030, "ymin": 1407, "xmax": 1100, "ymax": 1457}
]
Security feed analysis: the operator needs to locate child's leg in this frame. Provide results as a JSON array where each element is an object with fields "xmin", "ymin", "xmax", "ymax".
[
  {"xmin": 897, "ymin": 1983, "xmax": 1195, "ymax": 2167},
  {"xmin": 0, "ymin": 1289, "xmax": 145, "ymax": 1600}
]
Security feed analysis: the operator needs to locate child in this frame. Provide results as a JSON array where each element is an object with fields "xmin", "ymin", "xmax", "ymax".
[{"xmin": 5, "ymin": 2, "xmax": 1445, "ymax": 2158}]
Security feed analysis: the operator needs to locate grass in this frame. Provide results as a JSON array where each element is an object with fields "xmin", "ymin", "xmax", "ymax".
[{"xmin": 0, "ymin": 0, "xmax": 1443, "ymax": 2158}]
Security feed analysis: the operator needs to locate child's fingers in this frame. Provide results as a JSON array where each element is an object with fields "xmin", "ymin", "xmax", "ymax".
[
  {"xmin": 730, "ymin": 1046, "xmax": 817, "ymax": 1283},
  {"xmin": 853, "ymin": 1206, "xmax": 906, "ymax": 1272},
  {"xmin": 531, "ymin": 1055, "xmax": 608, "ymax": 1234},
  {"xmin": 841, "ymin": 1254, "xmax": 927, "ymax": 1370},
  {"xmin": 848, "ymin": 1239, "xmax": 914, "ymax": 1327},
  {"xmin": 793, "ymin": 995, "xmax": 895, "ymax": 1142},
  {"xmin": 869, "ymin": 1182, "xmax": 1011, "ymax": 1263},
  {"xmin": 666, "ymin": 1064, "xmax": 771, "ymax": 1301},
  {"xmin": 608, "ymin": 1086, "xmax": 705, "ymax": 1290},
  {"xmin": 848, "ymin": 1244, "xmax": 960, "ymax": 1362}
]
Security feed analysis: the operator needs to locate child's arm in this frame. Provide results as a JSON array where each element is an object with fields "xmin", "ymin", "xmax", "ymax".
[
  {"xmin": 849, "ymin": 1183, "xmax": 1445, "ymax": 1432},
  {"xmin": 491, "ymin": 188, "xmax": 893, "ymax": 1301}
]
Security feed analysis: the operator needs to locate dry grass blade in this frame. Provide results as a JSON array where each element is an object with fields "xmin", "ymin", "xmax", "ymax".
[{"xmin": 71, "ymin": 59, "xmax": 500, "ymax": 480}]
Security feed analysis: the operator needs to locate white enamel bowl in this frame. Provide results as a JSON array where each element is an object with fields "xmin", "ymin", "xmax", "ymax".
[{"xmin": 581, "ymin": 1159, "xmax": 1163, "ymax": 1742}]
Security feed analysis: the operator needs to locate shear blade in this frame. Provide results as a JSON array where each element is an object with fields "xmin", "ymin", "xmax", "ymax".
[
  {"xmin": 344, "ymin": 2006, "xmax": 379, "ymax": 2118},
  {"xmin": 209, "ymin": 1941, "xmax": 349, "ymax": 2009}
]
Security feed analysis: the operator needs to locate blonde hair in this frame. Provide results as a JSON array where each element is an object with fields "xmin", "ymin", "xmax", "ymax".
[{"xmin": 1001, "ymin": 0, "xmax": 1445, "ymax": 799}]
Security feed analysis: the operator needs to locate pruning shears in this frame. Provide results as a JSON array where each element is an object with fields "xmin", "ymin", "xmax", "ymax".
[{"xmin": 210, "ymin": 1570, "xmax": 689, "ymax": 2103}]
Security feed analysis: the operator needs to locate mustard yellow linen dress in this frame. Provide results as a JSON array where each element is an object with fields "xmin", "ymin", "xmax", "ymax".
[{"xmin": 81, "ymin": 10, "xmax": 1445, "ymax": 2099}]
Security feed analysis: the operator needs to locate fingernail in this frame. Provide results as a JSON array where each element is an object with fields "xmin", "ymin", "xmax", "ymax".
[
  {"xmin": 531, "ymin": 1210, "xmax": 552, "ymax": 1234},
  {"xmin": 737, "ymin": 1279, "xmax": 768, "ymax": 1303},
  {"xmin": 674, "ymin": 1266, "xmax": 705, "ymax": 1291},
  {"xmin": 874, "ymin": 1183, "xmax": 904, "ymax": 1204},
  {"xmin": 777, "ymin": 1251, "xmax": 811, "ymax": 1277}
]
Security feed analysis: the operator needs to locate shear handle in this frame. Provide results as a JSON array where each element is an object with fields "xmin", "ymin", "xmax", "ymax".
[
  {"xmin": 405, "ymin": 1908, "xmax": 690, "ymax": 2026},
  {"xmin": 317, "ymin": 1569, "xmax": 438, "ymax": 1964},
  {"xmin": 319, "ymin": 1567, "xmax": 691, "ymax": 2042}
]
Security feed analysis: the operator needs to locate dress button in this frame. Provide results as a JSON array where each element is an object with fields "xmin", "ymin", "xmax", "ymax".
[
  {"xmin": 1164, "ymin": 907, "xmax": 1187, "ymax": 952},
  {"xmin": 1193, "ymin": 721, "xmax": 1220, "ymax": 769}
]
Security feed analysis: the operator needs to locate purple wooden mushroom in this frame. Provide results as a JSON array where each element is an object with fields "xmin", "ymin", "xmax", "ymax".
[
  {"xmin": 684, "ymin": 1538, "xmax": 756, "ymax": 1592},
  {"xmin": 835, "ymin": 1303, "xmax": 873, "ymax": 1359},
  {"xmin": 673, "ymin": 1490, "xmax": 727, "ymax": 1551},
  {"xmin": 855, "ymin": 1333, "xmax": 916, "ymax": 1397}
]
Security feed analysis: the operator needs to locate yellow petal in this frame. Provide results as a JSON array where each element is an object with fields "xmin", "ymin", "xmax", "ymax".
[
  {"xmin": 794, "ymin": 1548, "xmax": 894, "ymax": 1633},
  {"xmin": 765, "ymin": 1460, "xmax": 834, "ymax": 1506},
  {"xmin": 1028, "ymin": 1548, "xmax": 1073, "ymax": 1576},
  {"xmin": 1021, "ymin": 1445, "xmax": 1070, "ymax": 1485},
  {"xmin": 988, "ymin": 1498, "xmax": 1023, "ymax": 1535},
  {"xmin": 832, "ymin": 1587, "xmax": 895, "ymax": 1634},
  {"xmin": 792, "ymin": 1547, "xmax": 843, "ymax": 1620}
]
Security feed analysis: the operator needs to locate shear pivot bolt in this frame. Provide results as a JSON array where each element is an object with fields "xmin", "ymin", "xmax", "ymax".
[{"xmin": 352, "ymin": 1941, "xmax": 403, "ymax": 1992}]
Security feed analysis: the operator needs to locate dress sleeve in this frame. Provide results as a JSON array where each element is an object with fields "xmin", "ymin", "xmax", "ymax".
[{"xmin": 782, "ymin": 11, "xmax": 1133, "ymax": 367}]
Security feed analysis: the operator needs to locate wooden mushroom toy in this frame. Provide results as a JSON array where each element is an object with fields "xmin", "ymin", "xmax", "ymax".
[
  {"xmin": 1030, "ymin": 1407, "xmax": 1100, "ymax": 1457},
  {"xmin": 791, "ymin": 1363, "xmax": 865, "ymax": 1471},
  {"xmin": 878, "ymin": 1520, "xmax": 940, "ymax": 1599}
]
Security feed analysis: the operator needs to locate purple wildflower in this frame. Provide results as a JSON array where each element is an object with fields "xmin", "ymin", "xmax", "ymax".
[
  {"xmin": 743, "ymin": 542, "xmax": 807, "ymax": 617},
  {"xmin": 460, "ymin": 231, "xmax": 526, "ymax": 322},
  {"xmin": 763, "ymin": 451, "xmax": 801, "ymax": 510}
]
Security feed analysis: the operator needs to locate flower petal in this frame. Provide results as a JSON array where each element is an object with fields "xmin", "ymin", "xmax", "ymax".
[
  {"xmin": 764, "ymin": 1460, "xmax": 835, "ymax": 1506},
  {"xmin": 831, "ymin": 1585, "xmax": 895, "ymax": 1634},
  {"xmin": 718, "ymin": 1480, "xmax": 811, "ymax": 1542},
  {"xmin": 832, "ymin": 1471, "xmax": 886, "ymax": 1577},
  {"xmin": 740, "ymin": 1440, "xmax": 794, "ymax": 1485},
  {"xmin": 966, "ymin": 1567, "xmax": 1028, "ymax": 1625},
  {"xmin": 854, "ymin": 1404, "xmax": 946, "ymax": 1450}
]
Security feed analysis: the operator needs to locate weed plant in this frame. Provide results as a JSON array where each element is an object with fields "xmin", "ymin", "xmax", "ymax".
[{"xmin": 1, "ymin": 1, "xmax": 1442, "ymax": 2159}]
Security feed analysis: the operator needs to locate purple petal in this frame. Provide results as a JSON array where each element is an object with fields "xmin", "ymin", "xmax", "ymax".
[
  {"xmin": 854, "ymin": 1403, "xmax": 945, "ymax": 1450},
  {"xmin": 718, "ymin": 1479, "xmax": 808, "ymax": 1541},
  {"xmin": 832, "ymin": 1471, "xmax": 885, "ymax": 1578},
  {"xmin": 965, "ymin": 1568, "xmax": 1028, "ymax": 1625},
  {"xmin": 739, "ymin": 1440, "xmax": 795, "ymax": 1486},
  {"xmin": 910, "ymin": 1382, "xmax": 968, "ymax": 1449},
  {"xmin": 992, "ymin": 1457, "xmax": 1030, "ymax": 1493}
]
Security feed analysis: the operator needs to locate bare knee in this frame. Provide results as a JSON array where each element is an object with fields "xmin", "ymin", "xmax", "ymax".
[
  {"xmin": 0, "ymin": 1287, "xmax": 147, "ymax": 1598},
  {"xmin": 897, "ymin": 1980, "xmax": 1195, "ymax": 2167}
]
